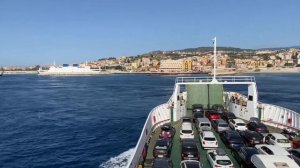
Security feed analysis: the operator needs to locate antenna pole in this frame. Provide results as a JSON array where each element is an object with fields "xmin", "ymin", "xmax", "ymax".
[{"xmin": 212, "ymin": 37, "xmax": 217, "ymax": 82}]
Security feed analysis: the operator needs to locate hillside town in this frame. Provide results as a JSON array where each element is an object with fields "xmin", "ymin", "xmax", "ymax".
[
  {"xmin": 86, "ymin": 48, "xmax": 300, "ymax": 74},
  {"xmin": 3, "ymin": 48, "xmax": 300, "ymax": 74}
]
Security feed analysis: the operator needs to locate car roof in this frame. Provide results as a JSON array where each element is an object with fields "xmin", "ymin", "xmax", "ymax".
[
  {"xmin": 182, "ymin": 140, "xmax": 197, "ymax": 147},
  {"xmin": 242, "ymin": 130, "xmax": 262, "ymax": 137},
  {"xmin": 251, "ymin": 155, "xmax": 299, "ymax": 168},
  {"xmin": 269, "ymin": 133, "xmax": 288, "ymax": 139},
  {"xmin": 215, "ymin": 119, "xmax": 226, "ymax": 123},
  {"xmin": 203, "ymin": 131, "xmax": 216, "ymax": 137},
  {"xmin": 232, "ymin": 119, "xmax": 245, "ymax": 123},
  {"xmin": 255, "ymin": 145, "xmax": 290, "ymax": 155},
  {"xmin": 197, "ymin": 117, "xmax": 210, "ymax": 122}
]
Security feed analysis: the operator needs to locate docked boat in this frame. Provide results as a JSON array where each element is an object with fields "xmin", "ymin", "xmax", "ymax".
[
  {"xmin": 38, "ymin": 64, "xmax": 102, "ymax": 75},
  {"xmin": 128, "ymin": 38, "xmax": 300, "ymax": 168}
]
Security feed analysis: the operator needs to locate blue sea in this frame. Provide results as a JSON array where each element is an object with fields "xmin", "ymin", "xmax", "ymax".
[{"xmin": 1, "ymin": 74, "xmax": 300, "ymax": 168}]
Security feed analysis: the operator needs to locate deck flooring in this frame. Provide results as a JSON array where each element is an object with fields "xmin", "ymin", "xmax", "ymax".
[{"xmin": 144, "ymin": 110, "xmax": 285, "ymax": 168}]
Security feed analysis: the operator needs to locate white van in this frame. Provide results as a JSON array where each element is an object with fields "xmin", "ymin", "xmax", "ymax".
[
  {"xmin": 251, "ymin": 154, "xmax": 300, "ymax": 168},
  {"xmin": 196, "ymin": 118, "xmax": 211, "ymax": 132},
  {"xmin": 255, "ymin": 144, "xmax": 291, "ymax": 156},
  {"xmin": 180, "ymin": 122, "xmax": 194, "ymax": 140}
]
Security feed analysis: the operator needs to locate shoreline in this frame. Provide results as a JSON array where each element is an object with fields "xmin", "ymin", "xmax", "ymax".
[{"xmin": 2, "ymin": 70, "xmax": 300, "ymax": 76}]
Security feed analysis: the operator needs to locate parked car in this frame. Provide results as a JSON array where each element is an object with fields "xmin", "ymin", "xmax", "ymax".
[
  {"xmin": 193, "ymin": 111, "xmax": 204, "ymax": 123},
  {"xmin": 207, "ymin": 148, "xmax": 234, "ymax": 168},
  {"xmin": 247, "ymin": 122, "xmax": 269, "ymax": 133},
  {"xmin": 281, "ymin": 129, "xmax": 297, "ymax": 140},
  {"xmin": 182, "ymin": 117, "xmax": 192, "ymax": 123},
  {"xmin": 181, "ymin": 139, "xmax": 199, "ymax": 160},
  {"xmin": 239, "ymin": 131, "xmax": 264, "ymax": 146},
  {"xmin": 180, "ymin": 122, "xmax": 194, "ymax": 140},
  {"xmin": 231, "ymin": 147, "xmax": 259, "ymax": 168},
  {"xmin": 153, "ymin": 139, "xmax": 172, "ymax": 158},
  {"xmin": 199, "ymin": 131, "xmax": 218, "ymax": 149},
  {"xmin": 251, "ymin": 155, "xmax": 299, "ymax": 168},
  {"xmin": 211, "ymin": 119, "xmax": 230, "ymax": 132},
  {"xmin": 265, "ymin": 133, "xmax": 292, "ymax": 149},
  {"xmin": 153, "ymin": 158, "xmax": 172, "ymax": 168},
  {"xmin": 249, "ymin": 117, "xmax": 260, "ymax": 123},
  {"xmin": 220, "ymin": 130, "xmax": 244, "ymax": 149},
  {"xmin": 228, "ymin": 119, "xmax": 247, "ymax": 131},
  {"xmin": 159, "ymin": 124, "xmax": 175, "ymax": 139},
  {"xmin": 289, "ymin": 149, "xmax": 300, "ymax": 166},
  {"xmin": 196, "ymin": 118, "xmax": 211, "ymax": 132},
  {"xmin": 255, "ymin": 144, "xmax": 291, "ymax": 156},
  {"xmin": 221, "ymin": 112, "xmax": 236, "ymax": 122},
  {"xmin": 180, "ymin": 160, "xmax": 203, "ymax": 168},
  {"xmin": 205, "ymin": 111, "xmax": 221, "ymax": 120},
  {"xmin": 192, "ymin": 104, "xmax": 204, "ymax": 113},
  {"xmin": 293, "ymin": 139, "xmax": 300, "ymax": 149}
]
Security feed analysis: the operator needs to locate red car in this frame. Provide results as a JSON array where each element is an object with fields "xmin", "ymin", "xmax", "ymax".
[
  {"xmin": 205, "ymin": 111, "xmax": 221, "ymax": 120},
  {"xmin": 293, "ymin": 139, "xmax": 300, "ymax": 148}
]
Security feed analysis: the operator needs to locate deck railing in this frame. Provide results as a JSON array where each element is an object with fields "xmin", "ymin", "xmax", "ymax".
[
  {"xmin": 176, "ymin": 76, "xmax": 255, "ymax": 84},
  {"xmin": 261, "ymin": 103, "xmax": 300, "ymax": 131},
  {"xmin": 128, "ymin": 102, "xmax": 171, "ymax": 168}
]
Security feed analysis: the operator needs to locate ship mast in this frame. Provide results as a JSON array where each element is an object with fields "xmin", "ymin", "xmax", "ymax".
[{"xmin": 212, "ymin": 37, "xmax": 217, "ymax": 82}]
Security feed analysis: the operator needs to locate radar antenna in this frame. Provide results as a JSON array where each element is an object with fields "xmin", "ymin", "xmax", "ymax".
[{"xmin": 212, "ymin": 37, "xmax": 218, "ymax": 82}]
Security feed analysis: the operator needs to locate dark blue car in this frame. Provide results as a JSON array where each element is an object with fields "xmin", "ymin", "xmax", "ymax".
[{"xmin": 220, "ymin": 130, "xmax": 244, "ymax": 149}]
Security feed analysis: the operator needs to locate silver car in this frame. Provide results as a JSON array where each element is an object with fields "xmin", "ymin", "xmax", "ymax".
[{"xmin": 212, "ymin": 119, "xmax": 230, "ymax": 132}]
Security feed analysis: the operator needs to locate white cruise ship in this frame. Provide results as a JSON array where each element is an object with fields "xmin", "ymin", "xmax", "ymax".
[{"xmin": 38, "ymin": 64, "xmax": 102, "ymax": 75}]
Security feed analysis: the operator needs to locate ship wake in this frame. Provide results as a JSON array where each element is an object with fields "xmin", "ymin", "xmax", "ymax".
[{"xmin": 99, "ymin": 148, "xmax": 135, "ymax": 168}]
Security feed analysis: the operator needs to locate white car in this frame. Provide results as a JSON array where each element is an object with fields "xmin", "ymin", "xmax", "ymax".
[
  {"xmin": 251, "ymin": 155, "xmax": 300, "ymax": 168},
  {"xmin": 180, "ymin": 122, "xmax": 194, "ymax": 140},
  {"xmin": 207, "ymin": 148, "xmax": 234, "ymax": 168},
  {"xmin": 265, "ymin": 133, "xmax": 292, "ymax": 149},
  {"xmin": 255, "ymin": 144, "xmax": 291, "ymax": 156},
  {"xmin": 180, "ymin": 160, "xmax": 203, "ymax": 168},
  {"xmin": 199, "ymin": 131, "xmax": 218, "ymax": 149},
  {"xmin": 228, "ymin": 119, "xmax": 247, "ymax": 131}
]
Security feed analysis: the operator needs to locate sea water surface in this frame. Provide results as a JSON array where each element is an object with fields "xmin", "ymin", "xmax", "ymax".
[{"xmin": 0, "ymin": 74, "xmax": 300, "ymax": 168}]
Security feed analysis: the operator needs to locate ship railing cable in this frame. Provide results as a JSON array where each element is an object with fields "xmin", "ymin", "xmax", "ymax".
[{"xmin": 176, "ymin": 76, "xmax": 255, "ymax": 83}]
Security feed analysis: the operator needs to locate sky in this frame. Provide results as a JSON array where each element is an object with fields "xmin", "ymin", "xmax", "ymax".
[{"xmin": 0, "ymin": 0, "xmax": 300, "ymax": 66}]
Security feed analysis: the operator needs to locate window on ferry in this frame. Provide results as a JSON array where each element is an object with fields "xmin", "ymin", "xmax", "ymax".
[
  {"xmin": 277, "ymin": 139, "xmax": 289, "ymax": 143},
  {"xmin": 248, "ymin": 95, "xmax": 253, "ymax": 101}
]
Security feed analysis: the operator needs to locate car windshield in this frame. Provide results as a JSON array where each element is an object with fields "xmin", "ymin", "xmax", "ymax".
[
  {"xmin": 182, "ymin": 130, "xmax": 192, "ymax": 134},
  {"xmin": 217, "ymin": 160, "xmax": 232, "ymax": 165},
  {"xmin": 155, "ymin": 146, "xmax": 167, "ymax": 150},
  {"xmin": 204, "ymin": 137, "xmax": 216, "ymax": 141},
  {"xmin": 237, "ymin": 123, "xmax": 246, "ymax": 126},
  {"xmin": 194, "ymin": 113, "xmax": 203, "ymax": 118},
  {"xmin": 229, "ymin": 134, "xmax": 241, "ymax": 139},
  {"xmin": 219, "ymin": 123, "xmax": 229, "ymax": 127},
  {"xmin": 155, "ymin": 141, "xmax": 168, "ymax": 149},
  {"xmin": 200, "ymin": 123, "xmax": 210, "ymax": 127},
  {"xmin": 277, "ymin": 139, "xmax": 290, "ymax": 143},
  {"xmin": 185, "ymin": 162, "xmax": 200, "ymax": 168}
]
